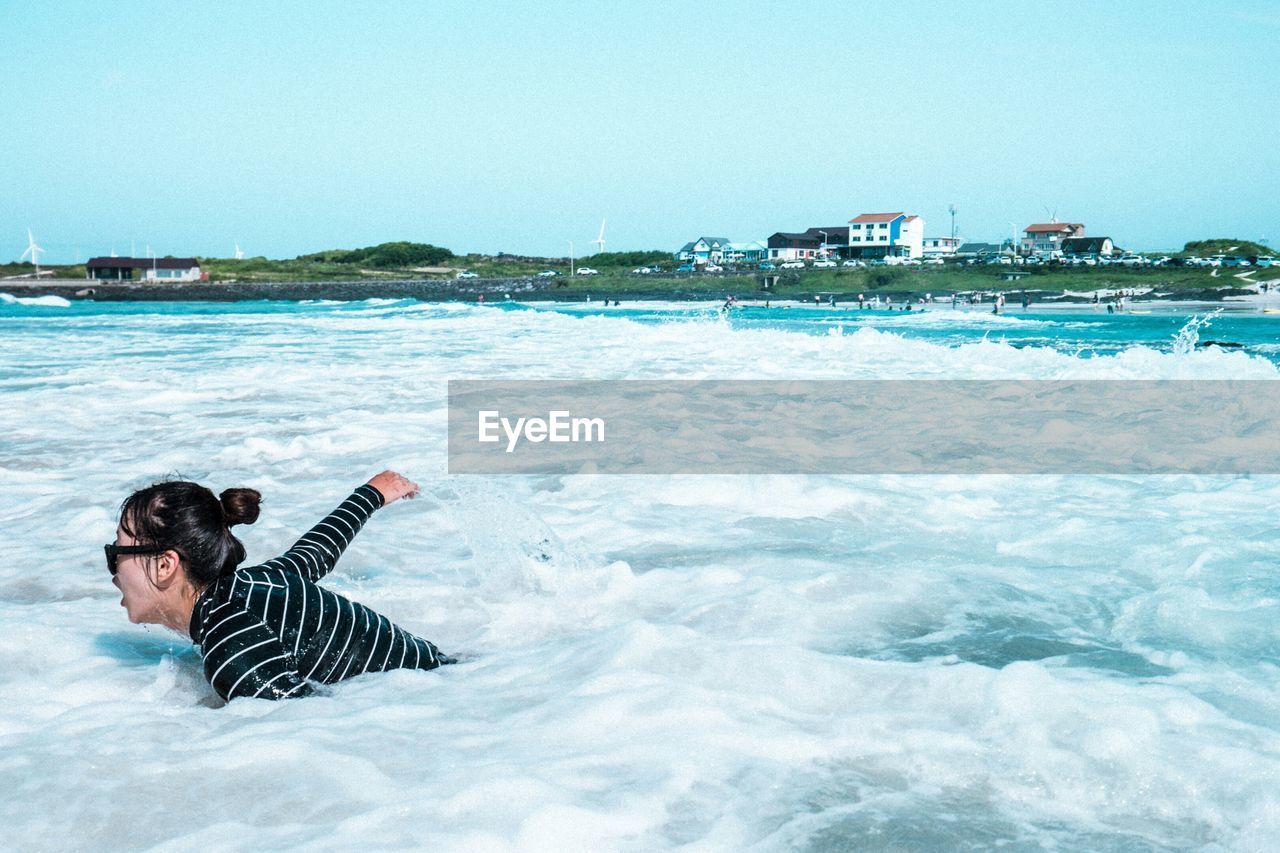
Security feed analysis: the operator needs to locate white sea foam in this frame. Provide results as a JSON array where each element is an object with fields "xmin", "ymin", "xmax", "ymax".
[
  {"xmin": 1, "ymin": 302, "xmax": 1278, "ymax": 850},
  {"xmin": 0, "ymin": 292, "xmax": 72, "ymax": 307}
]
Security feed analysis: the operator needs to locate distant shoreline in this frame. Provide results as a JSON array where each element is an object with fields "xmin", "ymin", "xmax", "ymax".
[{"xmin": 0, "ymin": 275, "xmax": 1269, "ymax": 305}]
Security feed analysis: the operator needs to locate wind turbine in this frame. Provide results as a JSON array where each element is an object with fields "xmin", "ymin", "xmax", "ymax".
[
  {"xmin": 20, "ymin": 229, "xmax": 43, "ymax": 276},
  {"xmin": 234, "ymin": 243, "xmax": 244, "ymax": 260},
  {"xmin": 592, "ymin": 219, "xmax": 606, "ymax": 255}
]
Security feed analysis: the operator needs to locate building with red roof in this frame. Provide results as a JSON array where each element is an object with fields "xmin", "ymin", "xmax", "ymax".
[
  {"xmin": 847, "ymin": 212, "xmax": 925, "ymax": 259},
  {"xmin": 1020, "ymin": 222, "xmax": 1085, "ymax": 256}
]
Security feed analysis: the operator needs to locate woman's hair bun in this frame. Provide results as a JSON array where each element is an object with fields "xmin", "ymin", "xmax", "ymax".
[{"xmin": 219, "ymin": 487, "xmax": 262, "ymax": 527}]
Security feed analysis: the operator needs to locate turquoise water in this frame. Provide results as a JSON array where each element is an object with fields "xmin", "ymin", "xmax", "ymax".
[
  {"xmin": 9, "ymin": 296, "xmax": 1276, "ymax": 363},
  {"xmin": 1, "ymin": 295, "xmax": 1278, "ymax": 851}
]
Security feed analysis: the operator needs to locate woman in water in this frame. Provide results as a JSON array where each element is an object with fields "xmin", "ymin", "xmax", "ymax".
[{"xmin": 108, "ymin": 470, "xmax": 452, "ymax": 701}]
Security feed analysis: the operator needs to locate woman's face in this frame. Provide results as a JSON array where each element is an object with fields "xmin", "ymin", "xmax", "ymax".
[{"xmin": 113, "ymin": 524, "xmax": 164, "ymax": 625}]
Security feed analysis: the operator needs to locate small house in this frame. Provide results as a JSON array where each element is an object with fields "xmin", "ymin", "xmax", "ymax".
[
  {"xmin": 1061, "ymin": 236, "xmax": 1115, "ymax": 256},
  {"xmin": 675, "ymin": 237, "xmax": 732, "ymax": 264},
  {"xmin": 86, "ymin": 257, "xmax": 203, "ymax": 282}
]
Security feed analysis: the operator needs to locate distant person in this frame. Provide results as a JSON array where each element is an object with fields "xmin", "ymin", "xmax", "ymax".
[
  {"xmin": 107, "ymin": 472, "xmax": 453, "ymax": 702},
  {"xmin": 477, "ymin": 293, "xmax": 484, "ymax": 303}
]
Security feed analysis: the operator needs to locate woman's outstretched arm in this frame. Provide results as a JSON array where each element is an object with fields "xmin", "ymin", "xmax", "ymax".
[{"xmin": 260, "ymin": 471, "xmax": 419, "ymax": 582}]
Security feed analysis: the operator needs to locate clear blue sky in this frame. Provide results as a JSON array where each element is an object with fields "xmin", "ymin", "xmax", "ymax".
[{"xmin": 2, "ymin": 0, "xmax": 1277, "ymax": 262}]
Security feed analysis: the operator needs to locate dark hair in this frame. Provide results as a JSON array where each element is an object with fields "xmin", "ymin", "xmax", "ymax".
[{"xmin": 119, "ymin": 480, "xmax": 261, "ymax": 587}]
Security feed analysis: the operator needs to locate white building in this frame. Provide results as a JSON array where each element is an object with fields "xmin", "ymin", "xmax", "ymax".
[
  {"xmin": 847, "ymin": 212, "xmax": 925, "ymax": 259},
  {"xmin": 922, "ymin": 236, "xmax": 961, "ymax": 257}
]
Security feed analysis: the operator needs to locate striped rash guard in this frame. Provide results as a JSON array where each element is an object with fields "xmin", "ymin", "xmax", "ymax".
[{"xmin": 188, "ymin": 484, "xmax": 452, "ymax": 701}]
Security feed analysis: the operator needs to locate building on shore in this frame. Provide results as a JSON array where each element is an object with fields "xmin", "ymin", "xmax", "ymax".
[
  {"xmin": 922, "ymin": 236, "xmax": 961, "ymax": 257},
  {"xmin": 766, "ymin": 227, "xmax": 851, "ymax": 261},
  {"xmin": 675, "ymin": 237, "xmax": 732, "ymax": 264},
  {"xmin": 766, "ymin": 232, "xmax": 820, "ymax": 261},
  {"xmin": 847, "ymin": 213, "xmax": 925, "ymax": 259},
  {"xmin": 722, "ymin": 240, "xmax": 769, "ymax": 262},
  {"xmin": 955, "ymin": 242, "xmax": 1005, "ymax": 257},
  {"xmin": 1020, "ymin": 222, "xmax": 1085, "ymax": 256},
  {"xmin": 1060, "ymin": 236, "xmax": 1115, "ymax": 256},
  {"xmin": 86, "ymin": 257, "xmax": 204, "ymax": 282}
]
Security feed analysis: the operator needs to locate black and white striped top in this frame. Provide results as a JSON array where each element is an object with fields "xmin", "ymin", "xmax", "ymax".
[{"xmin": 188, "ymin": 484, "xmax": 452, "ymax": 701}]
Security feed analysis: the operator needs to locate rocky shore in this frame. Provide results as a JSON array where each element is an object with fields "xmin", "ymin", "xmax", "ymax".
[{"xmin": 0, "ymin": 277, "xmax": 749, "ymax": 303}]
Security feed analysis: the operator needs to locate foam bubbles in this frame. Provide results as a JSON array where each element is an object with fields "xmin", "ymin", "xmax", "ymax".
[{"xmin": 1, "ymin": 301, "xmax": 1278, "ymax": 849}]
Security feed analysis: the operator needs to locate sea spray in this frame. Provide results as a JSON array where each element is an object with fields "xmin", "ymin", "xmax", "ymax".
[{"xmin": 1171, "ymin": 308, "xmax": 1224, "ymax": 354}]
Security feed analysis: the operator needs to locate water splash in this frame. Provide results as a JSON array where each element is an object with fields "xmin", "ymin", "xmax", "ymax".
[{"xmin": 1171, "ymin": 309, "xmax": 1223, "ymax": 355}]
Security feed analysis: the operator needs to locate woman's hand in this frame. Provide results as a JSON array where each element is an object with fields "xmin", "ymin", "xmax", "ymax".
[{"xmin": 366, "ymin": 470, "xmax": 420, "ymax": 505}]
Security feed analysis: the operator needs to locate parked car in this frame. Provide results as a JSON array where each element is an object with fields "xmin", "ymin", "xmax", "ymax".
[
  {"xmin": 677, "ymin": 263, "xmax": 696, "ymax": 273},
  {"xmin": 841, "ymin": 259, "xmax": 865, "ymax": 268},
  {"xmin": 1222, "ymin": 256, "xmax": 1251, "ymax": 268},
  {"xmin": 537, "ymin": 270, "xmax": 559, "ymax": 277},
  {"xmin": 1116, "ymin": 254, "xmax": 1147, "ymax": 267},
  {"xmin": 1256, "ymin": 256, "xmax": 1277, "ymax": 268},
  {"xmin": 922, "ymin": 257, "xmax": 945, "ymax": 266},
  {"xmin": 757, "ymin": 261, "xmax": 777, "ymax": 270},
  {"xmin": 630, "ymin": 266, "xmax": 651, "ymax": 274},
  {"xmin": 779, "ymin": 260, "xmax": 805, "ymax": 269},
  {"xmin": 1203, "ymin": 256, "xmax": 1224, "ymax": 267},
  {"xmin": 576, "ymin": 267, "xmax": 599, "ymax": 276},
  {"xmin": 456, "ymin": 271, "xmax": 479, "ymax": 279},
  {"xmin": 812, "ymin": 259, "xmax": 837, "ymax": 268},
  {"xmin": 1150, "ymin": 256, "xmax": 1173, "ymax": 267},
  {"xmin": 704, "ymin": 263, "xmax": 724, "ymax": 272}
]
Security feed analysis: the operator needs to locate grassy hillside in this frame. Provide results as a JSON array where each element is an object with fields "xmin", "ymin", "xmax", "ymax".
[
  {"xmin": 198, "ymin": 246, "xmax": 672, "ymax": 282},
  {"xmin": 1182, "ymin": 239, "xmax": 1274, "ymax": 257}
]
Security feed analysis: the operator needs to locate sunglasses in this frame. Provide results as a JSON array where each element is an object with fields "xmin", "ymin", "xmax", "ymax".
[{"xmin": 104, "ymin": 543, "xmax": 168, "ymax": 577}]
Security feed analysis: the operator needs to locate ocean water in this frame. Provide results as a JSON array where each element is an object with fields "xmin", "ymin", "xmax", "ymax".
[{"xmin": 1, "ymin": 296, "xmax": 1279, "ymax": 852}]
